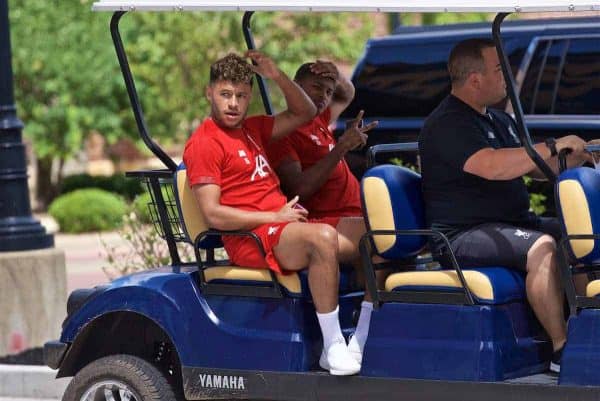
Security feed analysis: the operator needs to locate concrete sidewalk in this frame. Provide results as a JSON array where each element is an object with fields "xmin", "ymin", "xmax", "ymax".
[
  {"xmin": 0, "ymin": 365, "xmax": 69, "ymax": 400},
  {"xmin": 54, "ymin": 230, "xmax": 119, "ymax": 293}
]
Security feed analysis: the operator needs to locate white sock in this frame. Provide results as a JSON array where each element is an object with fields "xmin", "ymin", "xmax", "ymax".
[
  {"xmin": 316, "ymin": 306, "xmax": 345, "ymax": 350},
  {"xmin": 352, "ymin": 301, "xmax": 373, "ymax": 352}
]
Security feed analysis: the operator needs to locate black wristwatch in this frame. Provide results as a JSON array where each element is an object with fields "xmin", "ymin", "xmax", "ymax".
[{"xmin": 545, "ymin": 137, "xmax": 558, "ymax": 157}]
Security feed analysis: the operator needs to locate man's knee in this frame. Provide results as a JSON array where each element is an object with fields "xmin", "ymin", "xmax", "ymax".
[
  {"xmin": 527, "ymin": 234, "xmax": 558, "ymax": 271},
  {"xmin": 311, "ymin": 223, "xmax": 339, "ymax": 250},
  {"xmin": 530, "ymin": 234, "xmax": 557, "ymax": 254},
  {"xmin": 291, "ymin": 223, "xmax": 338, "ymax": 252}
]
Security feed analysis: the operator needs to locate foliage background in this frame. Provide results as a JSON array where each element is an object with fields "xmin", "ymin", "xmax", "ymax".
[{"xmin": 9, "ymin": 0, "xmax": 375, "ymax": 206}]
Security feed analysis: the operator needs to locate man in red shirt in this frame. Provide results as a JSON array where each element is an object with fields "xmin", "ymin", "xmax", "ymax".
[
  {"xmin": 183, "ymin": 51, "xmax": 360, "ymax": 375},
  {"xmin": 266, "ymin": 61, "xmax": 380, "ymax": 365}
]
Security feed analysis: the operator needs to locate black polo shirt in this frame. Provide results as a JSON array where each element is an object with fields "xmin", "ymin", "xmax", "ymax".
[{"xmin": 418, "ymin": 94, "xmax": 534, "ymax": 242}]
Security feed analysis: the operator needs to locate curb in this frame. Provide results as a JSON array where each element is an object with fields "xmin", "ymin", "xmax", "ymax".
[{"xmin": 0, "ymin": 365, "xmax": 70, "ymax": 399}]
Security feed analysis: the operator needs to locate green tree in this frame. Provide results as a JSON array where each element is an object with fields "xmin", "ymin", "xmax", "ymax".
[
  {"xmin": 10, "ymin": 0, "xmax": 129, "ymax": 206},
  {"xmin": 121, "ymin": 11, "xmax": 375, "ymax": 140}
]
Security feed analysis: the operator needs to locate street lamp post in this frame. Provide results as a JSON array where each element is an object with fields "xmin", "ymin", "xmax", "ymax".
[{"xmin": 0, "ymin": 0, "xmax": 53, "ymax": 251}]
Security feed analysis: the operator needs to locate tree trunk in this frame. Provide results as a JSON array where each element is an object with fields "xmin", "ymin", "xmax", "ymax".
[{"xmin": 36, "ymin": 155, "xmax": 57, "ymax": 210}]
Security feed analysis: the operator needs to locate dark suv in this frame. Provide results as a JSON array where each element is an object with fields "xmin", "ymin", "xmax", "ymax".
[{"xmin": 338, "ymin": 17, "xmax": 600, "ymax": 173}]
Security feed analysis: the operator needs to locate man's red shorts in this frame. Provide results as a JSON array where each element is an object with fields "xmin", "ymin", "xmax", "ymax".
[{"xmin": 222, "ymin": 217, "xmax": 341, "ymax": 274}]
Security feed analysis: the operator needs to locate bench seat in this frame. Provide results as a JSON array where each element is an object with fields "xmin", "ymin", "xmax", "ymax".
[{"xmin": 386, "ymin": 267, "xmax": 525, "ymax": 305}]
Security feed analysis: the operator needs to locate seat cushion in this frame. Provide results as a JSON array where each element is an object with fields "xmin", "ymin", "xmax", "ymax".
[
  {"xmin": 204, "ymin": 264, "xmax": 358, "ymax": 297},
  {"xmin": 174, "ymin": 164, "xmax": 224, "ymax": 249},
  {"xmin": 361, "ymin": 165, "xmax": 427, "ymax": 259},
  {"xmin": 385, "ymin": 267, "xmax": 525, "ymax": 305},
  {"xmin": 204, "ymin": 266, "xmax": 301, "ymax": 295},
  {"xmin": 556, "ymin": 167, "xmax": 600, "ymax": 264},
  {"xmin": 586, "ymin": 279, "xmax": 600, "ymax": 298}
]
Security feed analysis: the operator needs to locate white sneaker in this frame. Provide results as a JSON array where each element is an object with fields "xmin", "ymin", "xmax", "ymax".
[
  {"xmin": 347, "ymin": 334, "xmax": 363, "ymax": 365},
  {"xmin": 319, "ymin": 341, "xmax": 361, "ymax": 376}
]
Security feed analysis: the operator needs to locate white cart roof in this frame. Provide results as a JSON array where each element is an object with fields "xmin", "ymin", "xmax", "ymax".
[{"xmin": 92, "ymin": 0, "xmax": 600, "ymax": 13}]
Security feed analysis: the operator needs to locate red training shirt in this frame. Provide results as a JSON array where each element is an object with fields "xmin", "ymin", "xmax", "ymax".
[
  {"xmin": 267, "ymin": 108, "xmax": 362, "ymax": 219},
  {"xmin": 184, "ymin": 116, "xmax": 287, "ymax": 214}
]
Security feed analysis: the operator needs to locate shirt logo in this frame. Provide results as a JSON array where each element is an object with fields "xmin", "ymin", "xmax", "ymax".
[
  {"xmin": 238, "ymin": 150, "xmax": 250, "ymax": 165},
  {"xmin": 487, "ymin": 131, "xmax": 496, "ymax": 139},
  {"xmin": 514, "ymin": 229, "xmax": 531, "ymax": 240},
  {"xmin": 508, "ymin": 125, "xmax": 520, "ymax": 144},
  {"xmin": 310, "ymin": 134, "xmax": 322, "ymax": 145},
  {"xmin": 251, "ymin": 154, "xmax": 272, "ymax": 181},
  {"xmin": 268, "ymin": 226, "xmax": 279, "ymax": 236}
]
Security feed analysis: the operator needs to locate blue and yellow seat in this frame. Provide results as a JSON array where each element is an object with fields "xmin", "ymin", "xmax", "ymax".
[
  {"xmin": 555, "ymin": 166, "xmax": 600, "ymax": 385},
  {"xmin": 359, "ymin": 164, "xmax": 550, "ymax": 381},
  {"xmin": 361, "ymin": 164, "xmax": 527, "ymax": 305}
]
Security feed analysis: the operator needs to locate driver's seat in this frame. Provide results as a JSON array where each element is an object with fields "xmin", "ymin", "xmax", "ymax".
[{"xmin": 359, "ymin": 164, "xmax": 549, "ymax": 382}]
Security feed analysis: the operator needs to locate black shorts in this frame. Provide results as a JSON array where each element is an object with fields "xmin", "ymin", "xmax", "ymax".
[{"xmin": 441, "ymin": 217, "xmax": 562, "ymax": 271}]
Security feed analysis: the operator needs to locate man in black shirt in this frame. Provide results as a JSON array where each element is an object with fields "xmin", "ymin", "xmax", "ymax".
[{"xmin": 419, "ymin": 38, "xmax": 590, "ymax": 373}]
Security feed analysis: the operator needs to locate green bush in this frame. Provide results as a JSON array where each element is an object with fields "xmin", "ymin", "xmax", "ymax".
[
  {"xmin": 131, "ymin": 185, "xmax": 177, "ymax": 225},
  {"xmin": 132, "ymin": 191, "xmax": 153, "ymax": 224},
  {"xmin": 60, "ymin": 174, "xmax": 144, "ymax": 200},
  {"xmin": 49, "ymin": 189, "xmax": 127, "ymax": 233}
]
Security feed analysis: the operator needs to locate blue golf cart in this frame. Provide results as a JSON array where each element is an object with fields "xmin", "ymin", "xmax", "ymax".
[{"xmin": 44, "ymin": 1, "xmax": 600, "ymax": 400}]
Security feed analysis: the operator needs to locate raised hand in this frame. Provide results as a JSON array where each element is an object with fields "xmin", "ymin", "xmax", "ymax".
[
  {"xmin": 245, "ymin": 50, "xmax": 281, "ymax": 80},
  {"xmin": 275, "ymin": 195, "xmax": 308, "ymax": 222},
  {"xmin": 310, "ymin": 60, "xmax": 339, "ymax": 81},
  {"xmin": 337, "ymin": 110, "xmax": 379, "ymax": 153}
]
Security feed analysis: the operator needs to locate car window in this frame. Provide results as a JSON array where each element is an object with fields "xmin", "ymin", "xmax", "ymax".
[
  {"xmin": 554, "ymin": 38, "xmax": 600, "ymax": 114},
  {"xmin": 347, "ymin": 42, "xmax": 450, "ymax": 118},
  {"xmin": 520, "ymin": 39, "xmax": 569, "ymax": 114},
  {"xmin": 345, "ymin": 38, "xmax": 524, "ymax": 119}
]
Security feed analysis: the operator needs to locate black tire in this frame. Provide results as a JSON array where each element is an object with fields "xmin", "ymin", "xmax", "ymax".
[{"xmin": 62, "ymin": 354, "xmax": 178, "ymax": 401}]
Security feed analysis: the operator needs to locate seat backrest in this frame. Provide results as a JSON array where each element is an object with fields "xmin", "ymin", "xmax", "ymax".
[
  {"xmin": 173, "ymin": 163, "xmax": 222, "ymax": 249},
  {"xmin": 361, "ymin": 164, "xmax": 427, "ymax": 259},
  {"xmin": 556, "ymin": 167, "xmax": 600, "ymax": 264}
]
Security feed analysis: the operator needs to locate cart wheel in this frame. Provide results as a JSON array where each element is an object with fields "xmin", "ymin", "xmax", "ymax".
[{"xmin": 62, "ymin": 354, "xmax": 178, "ymax": 401}]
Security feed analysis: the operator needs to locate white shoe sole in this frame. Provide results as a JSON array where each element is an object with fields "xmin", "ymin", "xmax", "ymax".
[
  {"xmin": 329, "ymin": 366, "xmax": 360, "ymax": 376},
  {"xmin": 319, "ymin": 353, "xmax": 361, "ymax": 376}
]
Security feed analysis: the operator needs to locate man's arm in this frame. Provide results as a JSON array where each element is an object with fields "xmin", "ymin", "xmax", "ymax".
[
  {"xmin": 528, "ymin": 153, "xmax": 587, "ymax": 179},
  {"xmin": 246, "ymin": 50, "xmax": 316, "ymax": 141},
  {"xmin": 464, "ymin": 135, "xmax": 587, "ymax": 180},
  {"xmin": 192, "ymin": 184, "xmax": 308, "ymax": 231},
  {"xmin": 276, "ymin": 151, "xmax": 346, "ymax": 203},
  {"xmin": 276, "ymin": 110, "xmax": 377, "ymax": 201},
  {"xmin": 330, "ymin": 74, "xmax": 355, "ymax": 123}
]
